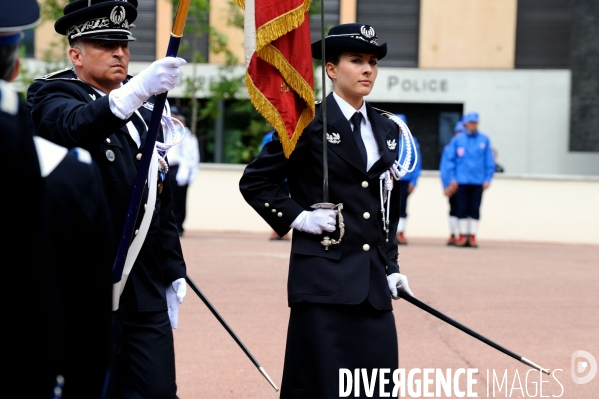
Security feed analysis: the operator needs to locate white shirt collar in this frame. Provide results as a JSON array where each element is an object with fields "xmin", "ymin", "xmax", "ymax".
[{"xmin": 332, "ymin": 92, "xmax": 368, "ymax": 123}]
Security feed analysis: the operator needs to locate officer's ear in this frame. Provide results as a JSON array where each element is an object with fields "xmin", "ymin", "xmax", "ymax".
[
  {"xmin": 69, "ymin": 47, "xmax": 84, "ymax": 67},
  {"xmin": 8, "ymin": 57, "xmax": 20, "ymax": 82}
]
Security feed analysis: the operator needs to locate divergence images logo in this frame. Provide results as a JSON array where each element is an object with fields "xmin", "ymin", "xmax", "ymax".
[{"xmin": 571, "ymin": 350, "xmax": 597, "ymax": 384}]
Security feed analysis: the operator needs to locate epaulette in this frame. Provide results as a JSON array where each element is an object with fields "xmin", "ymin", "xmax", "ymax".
[
  {"xmin": 35, "ymin": 68, "xmax": 78, "ymax": 81},
  {"xmin": 372, "ymin": 106, "xmax": 395, "ymax": 119},
  {"xmin": 0, "ymin": 80, "xmax": 19, "ymax": 115},
  {"xmin": 72, "ymin": 147, "xmax": 92, "ymax": 165}
]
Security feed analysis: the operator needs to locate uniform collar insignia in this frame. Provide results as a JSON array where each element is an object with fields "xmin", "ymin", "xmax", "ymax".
[
  {"xmin": 327, "ymin": 132, "xmax": 341, "ymax": 144},
  {"xmin": 89, "ymin": 93, "xmax": 96, "ymax": 100},
  {"xmin": 387, "ymin": 139, "xmax": 397, "ymax": 150}
]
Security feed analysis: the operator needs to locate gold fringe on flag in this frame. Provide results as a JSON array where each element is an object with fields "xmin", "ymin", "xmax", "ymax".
[{"xmin": 238, "ymin": 0, "xmax": 316, "ymax": 157}]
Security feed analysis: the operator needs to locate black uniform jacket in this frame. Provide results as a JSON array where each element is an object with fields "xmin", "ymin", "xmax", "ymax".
[
  {"xmin": 27, "ymin": 69, "xmax": 186, "ymax": 312},
  {"xmin": 240, "ymin": 93, "xmax": 401, "ymax": 310}
]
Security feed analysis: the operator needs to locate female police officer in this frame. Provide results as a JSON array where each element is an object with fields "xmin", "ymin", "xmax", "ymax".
[{"xmin": 240, "ymin": 23, "xmax": 414, "ymax": 398}]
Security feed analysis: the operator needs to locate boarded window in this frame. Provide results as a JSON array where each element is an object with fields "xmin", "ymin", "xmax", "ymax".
[
  {"xmin": 309, "ymin": 0, "xmax": 340, "ymax": 45},
  {"xmin": 357, "ymin": 0, "xmax": 420, "ymax": 67},
  {"xmin": 515, "ymin": 0, "xmax": 572, "ymax": 69},
  {"xmin": 129, "ymin": 0, "xmax": 157, "ymax": 61}
]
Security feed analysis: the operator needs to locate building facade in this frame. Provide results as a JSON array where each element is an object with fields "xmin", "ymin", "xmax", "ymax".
[{"xmin": 27, "ymin": 0, "xmax": 599, "ymax": 176}]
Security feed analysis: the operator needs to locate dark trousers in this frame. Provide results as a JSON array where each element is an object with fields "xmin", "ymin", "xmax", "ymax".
[
  {"xmin": 399, "ymin": 180, "xmax": 410, "ymax": 218},
  {"xmin": 448, "ymin": 193, "xmax": 458, "ymax": 217},
  {"xmin": 107, "ymin": 311, "xmax": 177, "ymax": 399},
  {"xmin": 456, "ymin": 184, "xmax": 483, "ymax": 220},
  {"xmin": 168, "ymin": 165, "xmax": 188, "ymax": 235}
]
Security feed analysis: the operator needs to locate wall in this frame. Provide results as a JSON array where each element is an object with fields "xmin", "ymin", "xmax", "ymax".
[
  {"xmin": 184, "ymin": 165, "xmax": 599, "ymax": 245},
  {"xmin": 363, "ymin": 68, "xmax": 599, "ymax": 176},
  {"xmin": 419, "ymin": 0, "xmax": 518, "ymax": 68},
  {"xmin": 209, "ymin": 0, "xmax": 244, "ymax": 64}
]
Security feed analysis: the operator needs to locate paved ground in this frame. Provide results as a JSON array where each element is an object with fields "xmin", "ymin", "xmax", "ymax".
[{"xmin": 175, "ymin": 231, "xmax": 598, "ymax": 398}]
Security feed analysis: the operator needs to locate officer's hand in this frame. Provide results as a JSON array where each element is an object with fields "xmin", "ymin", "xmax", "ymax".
[
  {"xmin": 387, "ymin": 273, "xmax": 414, "ymax": 300},
  {"xmin": 109, "ymin": 57, "xmax": 187, "ymax": 120},
  {"xmin": 166, "ymin": 278, "xmax": 187, "ymax": 329},
  {"xmin": 292, "ymin": 209, "xmax": 337, "ymax": 235},
  {"xmin": 446, "ymin": 181, "xmax": 458, "ymax": 196},
  {"xmin": 176, "ymin": 167, "xmax": 190, "ymax": 186},
  {"xmin": 407, "ymin": 184, "xmax": 415, "ymax": 194},
  {"xmin": 482, "ymin": 182, "xmax": 490, "ymax": 190},
  {"xmin": 132, "ymin": 57, "xmax": 187, "ymax": 98}
]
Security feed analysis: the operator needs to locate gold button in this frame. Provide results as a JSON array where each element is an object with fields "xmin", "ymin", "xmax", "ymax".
[
  {"xmin": 264, "ymin": 203, "xmax": 270, "ymax": 208},
  {"xmin": 136, "ymin": 153, "xmax": 142, "ymax": 160},
  {"xmin": 271, "ymin": 209, "xmax": 276, "ymax": 213},
  {"xmin": 134, "ymin": 229, "xmax": 139, "ymax": 236},
  {"xmin": 105, "ymin": 138, "xmax": 111, "ymax": 143},
  {"xmin": 363, "ymin": 244, "xmax": 370, "ymax": 251},
  {"xmin": 277, "ymin": 212, "xmax": 282, "ymax": 217},
  {"xmin": 363, "ymin": 212, "xmax": 370, "ymax": 219},
  {"xmin": 362, "ymin": 181, "xmax": 369, "ymax": 188}
]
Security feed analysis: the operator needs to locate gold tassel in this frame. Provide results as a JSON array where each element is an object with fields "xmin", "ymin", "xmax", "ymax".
[{"xmin": 255, "ymin": 0, "xmax": 311, "ymax": 51}]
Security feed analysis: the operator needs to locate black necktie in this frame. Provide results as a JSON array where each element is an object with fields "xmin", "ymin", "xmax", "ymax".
[{"xmin": 350, "ymin": 112, "xmax": 367, "ymax": 165}]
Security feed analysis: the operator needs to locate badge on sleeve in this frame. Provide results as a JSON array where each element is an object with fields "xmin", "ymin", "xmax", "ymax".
[
  {"xmin": 387, "ymin": 139, "xmax": 397, "ymax": 150},
  {"xmin": 457, "ymin": 147, "xmax": 465, "ymax": 157},
  {"xmin": 106, "ymin": 149, "xmax": 116, "ymax": 162}
]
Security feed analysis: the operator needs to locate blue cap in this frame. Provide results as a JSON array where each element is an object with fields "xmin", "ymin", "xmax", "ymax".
[
  {"xmin": 395, "ymin": 114, "xmax": 407, "ymax": 123},
  {"xmin": 0, "ymin": 0, "xmax": 40, "ymax": 43},
  {"xmin": 454, "ymin": 121, "xmax": 464, "ymax": 132},
  {"xmin": 463, "ymin": 112, "xmax": 479, "ymax": 123}
]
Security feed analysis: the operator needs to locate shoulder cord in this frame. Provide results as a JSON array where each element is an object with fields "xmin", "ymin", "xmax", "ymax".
[
  {"xmin": 141, "ymin": 102, "xmax": 187, "ymax": 175},
  {"xmin": 378, "ymin": 114, "xmax": 418, "ymax": 242}
]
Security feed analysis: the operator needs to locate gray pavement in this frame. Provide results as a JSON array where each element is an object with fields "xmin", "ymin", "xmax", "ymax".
[{"xmin": 175, "ymin": 232, "xmax": 599, "ymax": 398}]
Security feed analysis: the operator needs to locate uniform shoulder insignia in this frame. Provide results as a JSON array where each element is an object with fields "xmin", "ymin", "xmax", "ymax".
[
  {"xmin": 72, "ymin": 147, "xmax": 92, "ymax": 165},
  {"xmin": 315, "ymin": 100, "xmax": 322, "ymax": 105},
  {"xmin": 36, "ymin": 68, "xmax": 77, "ymax": 81},
  {"xmin": 0, "ymin": 80, "xmax": 19, "ymax": 115},
  {"xmin": 371, "ymin": 106, "xmax": 395, "ymax": 119}
]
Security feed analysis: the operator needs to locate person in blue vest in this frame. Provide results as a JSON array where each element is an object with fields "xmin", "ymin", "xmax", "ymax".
[
  {"xmin": 395, "ymin": 114, "xmax": 421, "ymax": 245},
  {"xmin": 445, "ymin": 112, "xmax": 495, "ymax": 247},
  {"xmin": 439, "ymin": 121, "xmax": 464, "ymax": 245}
]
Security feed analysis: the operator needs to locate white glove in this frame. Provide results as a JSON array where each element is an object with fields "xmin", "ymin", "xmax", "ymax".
[
  {"xmin": 176, "ymin": 167, "xmax": 190, "ymax": 186},
  {"xmin": 109, "ymin": 57, "xmax": 187, "ymax": 119},
  {"xmin": 291, "ymin": 209, "xmax": 337, "ymax": 235},
  {"xmin": 166, "ymin": 277, "xmax": 187, "ymax": 329},
  {"xmin": 386, "ymin": 273, "xmax": 414, "ymax": 299}
]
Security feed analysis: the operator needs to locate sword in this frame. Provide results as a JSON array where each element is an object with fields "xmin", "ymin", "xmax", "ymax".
[
  {"xmin": 398, "ymin": 291, "xmax": 550, "ymax": 375},
  {"xmin": 185, "ymin": 275, "xmax": 279, "ymax": 391}
]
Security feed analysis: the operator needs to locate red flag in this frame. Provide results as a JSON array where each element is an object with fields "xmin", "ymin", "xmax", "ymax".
[{"xmin": 236, "ymin": 0, "xmax": 315, "ymax": 158}]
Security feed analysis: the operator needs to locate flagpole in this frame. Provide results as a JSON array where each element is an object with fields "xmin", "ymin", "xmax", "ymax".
[
  {"xmin": 112, "ymin": 0, "xmax": 191, "ymax": 285},
  {"xmin": 320, "ymin": 0, "xmax": 328, "ymax": 202}
]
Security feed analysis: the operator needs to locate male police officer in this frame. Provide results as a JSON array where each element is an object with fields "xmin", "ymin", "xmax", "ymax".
[
  {"xmin": 445, "ymin": 112, "xmax": 495, "ymax": 247},
  {"xmin": 27, "ymin": 0, "xmax": 188, "ymax": 396},
  {"xmin": 2, "ymin": 0, "xmax": 114, "ymax": 397}
]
